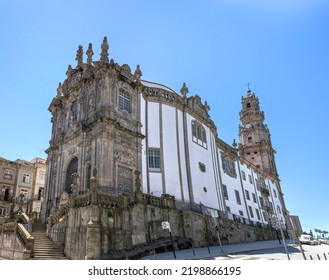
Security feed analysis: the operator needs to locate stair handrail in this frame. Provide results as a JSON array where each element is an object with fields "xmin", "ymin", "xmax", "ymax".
[{"xmin": 0, "ymin": 222, "xmax": 34, "ymax": 257}]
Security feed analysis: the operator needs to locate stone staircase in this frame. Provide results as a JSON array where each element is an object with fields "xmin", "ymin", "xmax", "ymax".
[{"xmin": 31, "ymin": 222, "xmax": 68, "ymax": 260}]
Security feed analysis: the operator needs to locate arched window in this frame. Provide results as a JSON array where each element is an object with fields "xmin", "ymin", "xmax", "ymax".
[
  {"xmin": 191, "ymin": 120, "xmax": 207, "ymax": 148},
  {"xmin": 65, "ymin": 157, "xmax": 78, "ymax": 194}
]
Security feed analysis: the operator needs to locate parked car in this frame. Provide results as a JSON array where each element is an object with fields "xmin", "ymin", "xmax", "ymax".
[
  {"xmin": 299, "ymin": 234, "xmax": 320, "ymax": 245},
  {"xmin": 317, "ymin": 238, "xmax": 329, "ymax": 244}
]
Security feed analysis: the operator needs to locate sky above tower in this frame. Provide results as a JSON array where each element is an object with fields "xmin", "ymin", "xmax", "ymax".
[{"xmin": 1, "ymin": 0, "xmax": 329, "ymax": 236}]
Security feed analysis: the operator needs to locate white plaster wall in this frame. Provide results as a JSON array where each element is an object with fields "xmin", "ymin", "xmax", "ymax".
[
  {"xmin": 147, "ymin": 102, "xmax": 160, "ymax": 147},
  {"xmin": 161, "ymin": 105, "xmax": 182, "ymax": 200},
  {"xmin": 217, "ymin": 148, "xmax": 247, "ymax": 218},
  {"xmin": 239, "ymin": 163, "xmax": 262, "ymax": 223},
  {"xmin": 177, "ymin": 110, "xmax": 189, "ymax": 202},
  {"xmin": 186, "ymin": 114, "xmax": 220, "ymax": 210},
  {"xmin": 267, "ymin": 179, "xmax": 285, "ymax": 225}
]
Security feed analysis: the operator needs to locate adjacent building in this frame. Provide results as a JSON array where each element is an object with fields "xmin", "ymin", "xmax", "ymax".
[{"xmin": 0, "ymin": 157, "xmax": 46, "ymax": 223}]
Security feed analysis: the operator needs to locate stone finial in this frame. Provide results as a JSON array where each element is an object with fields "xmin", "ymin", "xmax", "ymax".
[
  {"xmin": 232, "ymin": 138, "xmax": 237, "ymax": 149},
  {"xmin": 66, "ymin": 65, "xmax": 73, "ymax": 76},
  {"xmin": 204, "ymin": 101, "xmax": 210, "ymax": 113},
  {"xmin": 100, "ymin": 36, "xmax": 109, "ymax": 63},
  {"xmin": 134, "ymin": 65, "xmax": 142, "ymax": 82},
  {"xmin": 76, "ymin": 45, "xmax": 83, "ymax": 66},
  {"xmin": 57, "ymin": 82, "xmax": 63, "ymax": 98},
  {"xmin": 180, "ymin": 82, "xmax": 188, "ymax": 97},
  {"xmin": 86, "ymin": 43, "xmax": 94, "ymax": 65}
]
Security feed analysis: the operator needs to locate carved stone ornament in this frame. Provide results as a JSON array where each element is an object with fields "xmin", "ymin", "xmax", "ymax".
[
  {"xmin": 180, "ymin": 82, "xmax": 188, "ymax": 97},
  {"xmin": 115, "ymin": 150, "xmax": 135, "ymax": 166},
  {"xmin": 221, "ymin": 152, "xmax": 237, "ymax": 178},
  {"xmin": 100, "ymin": 36, "xmax": 109, "ymax": 63},
  {"xmin": 86, "ymin": 43, "xmax": 94, "ymax": 65},
  {"xmin": 134, "ymin": 65, "xmax": 142, "ymax": 82},
  {"xmin": 57, "ymin": 83, "xmax": 63, "ymax": 98},
  {"xmin": 76, "ymin": 45, "xmax": 83, "ymax": 66},
  {"xmin": 86, "ymin": 147, "xmax": 92, "ymax": 160},
  {"xmin": 68, "ymin": 147, "xmax": 77, "ymax": 155}
]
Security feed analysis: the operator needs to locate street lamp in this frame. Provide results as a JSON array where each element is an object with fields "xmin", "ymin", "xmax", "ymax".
[
  {"xmin": 274, "ymin": 205, "xmax": 290, "ymax": 260},
  {"xmin": 162, "ymin": 221, "xmax": 176, "ymax": 259}
]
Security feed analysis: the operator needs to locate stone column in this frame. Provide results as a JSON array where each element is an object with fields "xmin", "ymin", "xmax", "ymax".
[{"xmin": 85, "ymin": 219, "xmax": 101, "ymax": 259}]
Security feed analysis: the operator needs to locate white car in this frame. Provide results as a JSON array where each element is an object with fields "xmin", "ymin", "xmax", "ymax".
[
  {"xmin": 317, "ymin": 238, "xmax": 329, "ymax": 244},
  {"xmin": 299, "ymin": 234, "xmax": 320, "ymax": 245}
]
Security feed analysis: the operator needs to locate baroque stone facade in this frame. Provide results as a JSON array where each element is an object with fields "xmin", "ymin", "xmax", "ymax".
[{"xmin": 39, "ymin": 37, "xmax": 290, "ymax": 259}]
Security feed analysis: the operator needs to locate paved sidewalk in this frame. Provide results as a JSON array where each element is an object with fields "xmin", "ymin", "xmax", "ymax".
[{"xmin": 140, "ymin": 239, "xmax": 290, "ymax": 260}]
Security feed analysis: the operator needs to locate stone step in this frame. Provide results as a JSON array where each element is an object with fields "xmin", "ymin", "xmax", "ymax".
[{"xmin": 31, "ymin": 226, "xmax": 68, "ymax": 260}]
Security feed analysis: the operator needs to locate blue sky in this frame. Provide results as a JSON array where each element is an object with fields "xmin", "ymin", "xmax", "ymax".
[{"xmin": 1, "ymin": 0, "xmax": 328, "ymax": 235}]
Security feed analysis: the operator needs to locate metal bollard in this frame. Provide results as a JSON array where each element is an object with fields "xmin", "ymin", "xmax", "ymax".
[
  {"xmin": 323, "ymin": 253, "xmax": 327, "ymax": 260},
  {"xmin": 309, "ymin": 255, "xmax": 313, "ymax": 260},
  {"xmin": 317, "ymin": 254, "xmax": 321, "ymax": 260}
]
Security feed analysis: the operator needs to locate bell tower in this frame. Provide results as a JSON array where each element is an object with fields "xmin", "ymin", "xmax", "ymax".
[{"xmin": 238, "ymin": 89, "xmax": 278, "ymax": 178}]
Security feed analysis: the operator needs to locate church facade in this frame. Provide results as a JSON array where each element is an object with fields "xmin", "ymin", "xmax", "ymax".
[{"xmin": 40, "ymin": 38, "xmax": 287, "ymax": 257}]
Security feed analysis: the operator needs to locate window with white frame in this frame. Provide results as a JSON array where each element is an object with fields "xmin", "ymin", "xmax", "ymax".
[
  {"xmin": 148, "ymin": 148, "xmax": 161, "ymax": 172},
  {"xmin": 241, "ymin": 171, "xmax": 246, "ymax": 180},
  {"xmin": 0, "ymin": 207, "xmax": 6, "ymax": 216},
  {"xmin": 235, "ymin": 189, "xmax": 241, "ymax": 205},
  {"xmin": 255, "ymin": 208, "xmax": 261, "ymax": 220},
  {"xmin": 252, "ymin": 193, "xmax": 257, "ymax": 203},
  {"xmin": 22, "ymin": 173, "xmax": 30, "ymax": 183},
  {"xmin": 248, "ymin": 174, "xmax": 253, "ymax": 184},
  {"xmin": 4, "ymin": 169, "xmax": 13, "ymax": 180},
  {"xmin": 191, "ymin": 120, "xmax": 207, "ymax": 148},
  {"xmin": 245, "ymin": 190, "xmax": 250, "ymax": 200},
  {"xmin": 273, "ymin": 189, "xmax": 277, "ymax": 198},
  {"xmin": 248, "ymin": 206, "xmax": 254, "ymax": 218},
  {"xmin": 222, "ymin": 184, "xmax": 228, "ymax": 200},
  {"xmin": 39, "ymin": 172, "xmax": 46, "ymax": 181},
  {"xmin": 118, "ymin": 90, "xmax": 131, "ymax": 113}
]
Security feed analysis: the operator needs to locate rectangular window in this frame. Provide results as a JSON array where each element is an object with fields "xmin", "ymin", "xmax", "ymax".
[
  {"xmin": 259, "ymin": 196, "xmax": 264, "ymax": 208},
  {"xmin": 192, "ymin": 120, "xmax": 207, "ymax": 148},
  {"xmin": 256, "ymin": 208, "xmax": 261, "ymax": 220},
  {"xmin": 235, "ymin": 190, "xmax": 241, "ymax": 205},
  {"xmin": 226, "ymin": 206, "xmax": 231, "ymax": 212},
  {"xmin": 118, "ymin": 90, "xmax": 131, "ymax": 113},
  {"xmin": 248, "ymin": 206, "xmax": 254, "ymax": 218},
  {"xmin": 2, "ymin": 188, "xmax": 11, "ymax": 201},
  {"xmin": 22, "ymin": 173, "xmax": 30, "ymax": 183},
  {"xmin": 255, "ymin": 179, "xmax": 260, "ymax": 191},
  {"xmin": 245, "ymin": 190, "xmax": 250, "ymax": 200},
  {"xmin": 0, "ymin": 207, "xmax": 6, "ymax": 216},
  {"xmin": 148, "ymin": 148, "xmax": 161, "ymax": 172},
  {"xmin": 239, "ymin": 210, "xmax": 244, "ymax": 216},
  {"xmin": 273, "ymin": 189, "xmax": 277, "ymax": 198},
  {"xmin": 248, "ymin": 174, "xmax": 253, "ymax": 184},
  {"xmin": 20, "ymin": 189, "xmax": 28, "ymax": 197},
  {"xmin": 241, "ymin": 171, "xmax": 246, "ymax": 180},
  {"xmin": 222, "ymin": 184, "xmax": 228, "ymax": 200},
  {"xmin": 39, "ymin": 172, "xmax": 46, "ymax": 181},
  {"xmin": 252, "ymin": 193, "xmax": 257, "ymax": 203},
  {"xmin": 4, "ymin": 169, "xmax": 13, "ymax": 180},
  {"xmin": 37, "ymin": 187, "xmax": 45, "ymax": 201}
]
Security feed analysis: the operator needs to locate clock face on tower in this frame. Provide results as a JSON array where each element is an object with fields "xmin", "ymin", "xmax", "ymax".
[{"xmin": 245, "ymin": 123, "xmax": 252, "ymax": 129}]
